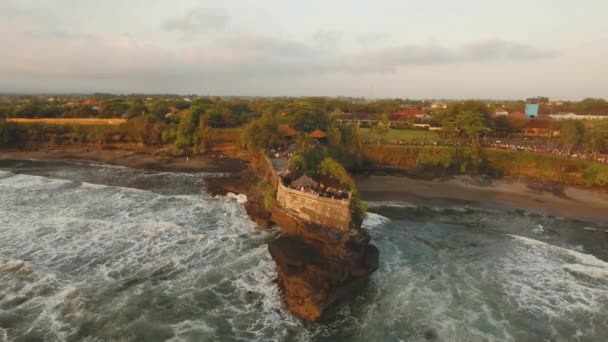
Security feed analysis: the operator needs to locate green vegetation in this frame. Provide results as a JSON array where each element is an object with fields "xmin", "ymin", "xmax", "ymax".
[
  {"xmin": 124, "ymin": 115, "xmax": 167, "ymax": 145},
  {"xmin": 175, "ymin": 107, "xmax": 203, "ymax": 153},
  {"xmin": 360, "ymin": 128, "xmax": 437, "ymax": 145},
  {"xmin": 363, "ymin": 145, "xmax": 608, "ymax": 188},
  {"xmin": 0, "ymin": 120, "xmax": 15, "ymax": 146},
  {"xmin": 260, "ymin": 181, "xmax": 276, "ymax": 209},
  {"xmin": 242, "ymin": 112, "xmax": 281, "ymax": 151},
  {"xmin": 362, "ymin": 145, "xmax": 488, "ymax": 175}
]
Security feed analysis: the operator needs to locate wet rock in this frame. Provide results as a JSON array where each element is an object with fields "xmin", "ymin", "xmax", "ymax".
[{"xmin": 425, "ymin": 328, "xmax": 439, "ymax": 340}]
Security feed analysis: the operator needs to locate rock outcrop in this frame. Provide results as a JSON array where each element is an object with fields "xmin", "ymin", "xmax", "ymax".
[
  {"xmin": 206, "ymin": 152, "xmax": 379, "ymax": 321},
  {"xmin": 268, "ymin": 206, "xmax": 378, "ymax": 321}
]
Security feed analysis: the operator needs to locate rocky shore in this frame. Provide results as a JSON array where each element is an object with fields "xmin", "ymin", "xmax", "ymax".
[{"xmin": 207, "ymin": 153, "xmax": 379, "ymax": 322}]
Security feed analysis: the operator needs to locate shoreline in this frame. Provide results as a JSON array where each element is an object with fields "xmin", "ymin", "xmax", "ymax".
[
  {"xmin": 356, "ymin": 174, "xmax": 608, "ymax": 224},
  {"xmin": 0, "ymin": 147, "xmax": 248, "ymax": 174},
  {"xmin": 2, "ymin": 147, "xmax": 607, "ymax": 224}
]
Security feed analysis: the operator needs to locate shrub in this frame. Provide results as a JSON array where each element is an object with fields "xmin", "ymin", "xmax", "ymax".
[
  {"xmin": 123, "ymin": 115, "xmax": 165, "ymax": 145},
  {"xmin": 583, "ymin": 164, "xmax": 608, "ymax": 186}
]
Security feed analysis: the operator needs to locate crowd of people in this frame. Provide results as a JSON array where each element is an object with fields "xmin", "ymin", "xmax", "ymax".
[
  {"xmin": 282, "ymin": 178, "xmax": 350, "ymax": 200},
  {"xmin": 269, "ymin": 146, "xmax": 294, "ymax": 159},
  {"xmin": 486, "ymin": 141, "xmax": 608, "ymax": 164}
]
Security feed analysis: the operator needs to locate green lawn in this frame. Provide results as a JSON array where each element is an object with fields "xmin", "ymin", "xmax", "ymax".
[{"xmin": 360, "ymin": 128, "xmax": 438, "ymax": 144}]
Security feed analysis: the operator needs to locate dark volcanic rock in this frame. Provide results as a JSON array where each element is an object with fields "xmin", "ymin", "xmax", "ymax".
[{"xmin": 268, "ymin": 205, "xmax": 379, "ymax": 321}]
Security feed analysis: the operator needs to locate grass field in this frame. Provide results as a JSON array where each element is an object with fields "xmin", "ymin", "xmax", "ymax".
[
  {"xmin": 360, "ymin": 128, "xmax": 438, "ymax": 144},
  {"xmin": 8, "ymin": 118, "xmax": 127, "ymax": 125}
]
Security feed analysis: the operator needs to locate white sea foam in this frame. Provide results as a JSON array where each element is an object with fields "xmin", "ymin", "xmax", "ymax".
[
  {"xmin": 366, "ymin": 200, "xmax": 417, "ymax": 209},
  {"xmin": 0, "ymin": 170, "xmax": 295, "ymax": 341},
  {"xmin": 500, "ymin": 234, "xmax": 608, "ymax": 329},
  {"xmin": 226, "ymin": 192, "xmax": 248, "ymax": 203},
  {"xmin": 363, "ymin": 212, "xmax": 391, "ymax": 229}
]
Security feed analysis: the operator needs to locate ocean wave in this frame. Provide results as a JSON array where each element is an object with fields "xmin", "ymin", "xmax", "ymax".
[
  {"xmin": 226, "ymin": 192, "xmax": 248, "ymax": 204},
  {"xmin": 363, "ymin": 212, "xmax": 391, "ymax": 229},
  {"xmin": 0, "ymin": 170, "xmax": 286, "ymax": 340},
  {"xmin": 366, "ymin": 201, "xmax": 418, "ymax": 209},
  {"xmin": 500, "ymin": 234, "xmax": 608, "ymax": 327}
]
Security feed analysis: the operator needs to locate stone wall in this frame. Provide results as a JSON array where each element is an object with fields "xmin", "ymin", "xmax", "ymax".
[{"xmin": 276, "ymin": 183, "xmax": 351, "ymax": 231}]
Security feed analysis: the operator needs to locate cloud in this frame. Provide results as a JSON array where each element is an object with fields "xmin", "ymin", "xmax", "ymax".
[
  {"xmin": 162, "ymin": 8, "xmax": 228, "ymax": 36},
  {"xmin": 0, "ymin": 18, "xmax": 559, "ymax": 92},
  {"xmin": 313, "ymin": 30, "xmax": 343, "ymax": 48},
  {"xmin": 348, "ymin": 39, "xmax": 557, "ymax": 72},
  {"xmin": 356, "ymin": 32, "xmax": 390, "ymax": 46},
  {"xmin": 463, "ymin": 39, "xmax": 557, "ymax": 61}
]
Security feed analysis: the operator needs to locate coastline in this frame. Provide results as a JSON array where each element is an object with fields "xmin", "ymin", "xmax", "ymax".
[
  {"xmin": 0, "ymin": 147, "xmax": 248, "ymax": 174},
  {"xmin": 3, "ymin": 147, "xmax": 607, "ymax": 225},
  {"xmin": 356, "ymin": 174, "xmax": 608, "ymax": 224}
]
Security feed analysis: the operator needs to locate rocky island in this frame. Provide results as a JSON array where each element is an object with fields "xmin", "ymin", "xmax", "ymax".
[{"xmin": 209, "ymin": 151, "xmax": 379, "ymax": 321}]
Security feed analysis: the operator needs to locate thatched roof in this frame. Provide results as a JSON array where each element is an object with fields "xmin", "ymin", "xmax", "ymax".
[
  {"xmin": 291, "ymin": 175, "xmax": 318, "ymax": 188},
  {"xmin": 309, "ymin": 129, "xmax": 327, "ymax": 139},
  {"xmin": 278, "ymin": 124, "xmax": 298, "ymax": 137}
]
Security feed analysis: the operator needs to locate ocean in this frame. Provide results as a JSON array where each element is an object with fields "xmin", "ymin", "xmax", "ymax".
[{"xmin": 0, "ymin": 160, "xmax": 607, "ymax": 341}]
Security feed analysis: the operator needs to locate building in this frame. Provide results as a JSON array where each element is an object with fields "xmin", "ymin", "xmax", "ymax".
[
  {"xmin": 509, "ymin": 111, "xmax": 527, "ymax": 119},
  {"xmin": 495, "ymin": 109, "xmax": 509, "ymax": 116},
  {"xmin": 430, "ymin": 102, "xmax": 448, "ymax": 110},
  {"xmin": 525, "ymin": 98, "xmax": 540, "ymax": 118},
  {"xmin": 389, "ymin": 108, "xmax": 426, "ymax": 121},
  {"xmin": 334, "ymin": 112, "xmax": 378, "ymax": 127}
]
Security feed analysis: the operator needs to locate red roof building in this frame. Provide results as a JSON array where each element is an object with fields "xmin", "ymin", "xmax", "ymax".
[
  {"xmin": 389, "ymin": 108, "xmax": 425, "ymax": 121},
  {"xmin": 509, "ymin": 111, "xmax": 527, "ymax": 118},
  {"xmin": 278, "ymin": 124, "xmax": 298, "ymax": 137},
  {"xmin": 309, "ymin": 129, "xmax": 327, "ymax": 139}
]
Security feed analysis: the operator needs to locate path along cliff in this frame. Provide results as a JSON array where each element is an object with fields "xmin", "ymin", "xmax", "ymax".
[{"xmin": 207, "ymin": 152, "xmax": 379, "ymax": 322}]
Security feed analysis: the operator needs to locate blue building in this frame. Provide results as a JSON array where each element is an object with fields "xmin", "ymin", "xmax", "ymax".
[{"xmin": 525, "ymin": 98, "xmax": 540, "ymax": 118}]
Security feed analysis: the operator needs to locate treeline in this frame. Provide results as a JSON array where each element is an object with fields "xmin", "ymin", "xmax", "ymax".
[{"xmin": 0, "ymin": 113, "xmax": 232, "ymax": 155}]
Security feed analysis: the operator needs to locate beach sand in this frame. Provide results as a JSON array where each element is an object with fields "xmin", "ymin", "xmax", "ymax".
[{"xmin": 356, "ymin": 174, "xmax": 608, "ymax": 224}]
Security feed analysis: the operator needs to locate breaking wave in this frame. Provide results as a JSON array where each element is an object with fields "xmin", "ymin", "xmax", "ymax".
[
  {"xmin": 1, "ymin": 160, "xmax": 607, "ymax": 341},
  {"xmin": 0, "ymin": 169, "xmax": 305, "ymax": 341}
]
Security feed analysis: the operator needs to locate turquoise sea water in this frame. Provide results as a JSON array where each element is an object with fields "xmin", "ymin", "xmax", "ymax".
[{"xmin": 0, "ymin": 160, "xmax": 607, "ymax": 341}]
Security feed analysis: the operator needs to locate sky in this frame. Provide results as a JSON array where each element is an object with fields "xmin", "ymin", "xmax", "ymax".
[{"xmin": 1, "ymin": 0, "xmax": 607, "ymax": 100}]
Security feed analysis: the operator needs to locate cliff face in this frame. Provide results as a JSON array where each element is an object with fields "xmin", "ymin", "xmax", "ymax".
[
  {"xmin": 268, "ymin": 206, "xmax": 378, "ymax": 321},
  {"xmin": 206, "ymin": 152, "xmax": 379, "ymax": 322}
]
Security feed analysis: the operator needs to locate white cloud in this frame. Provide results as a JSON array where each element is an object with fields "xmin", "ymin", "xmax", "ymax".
[{"xmin": 162, "ymin": 8, "xmax": 229, "ymax": 36}]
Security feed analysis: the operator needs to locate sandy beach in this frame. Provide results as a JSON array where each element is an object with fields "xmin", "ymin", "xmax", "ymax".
[
  {"xmin": 0, "ymin": 148, "xmax": 248, "ymax": 173},
  {"xmin": 356, "ymin": 174, "xmax": 608, "ymax": 224}
]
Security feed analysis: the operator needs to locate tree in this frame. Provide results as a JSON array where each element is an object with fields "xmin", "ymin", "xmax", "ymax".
[
  {"xmin": 507, "ymin": 115, "xmax": 529, "ymax": 133},
  {"xmin": 63, "ymin": 104, "xmax": 96, "ymax": 118},
  {"xmin": 148, "ymin": 100, "xmax": 170, "ymax": 120},
  {"xmin": 455, "ymin": 111, "xmax": 492, "ymax": 145},
  {"xmin": 319, "ymin": 157, "xmax": 354, "ymax": 190},
  {"xmin": 583, "ymin": 121, "xmax": 608, "ymax": 157},
  {"xmin": 0, "ymin": 119, "xmax": 15, "ymax": 146},
  {"xmin": 371, "ymin": 114, "xmax": 390, "ymax": 141},
  {"xmin": 288, "ymin": 102, "xmax": 330, "ymax": 132},
  {"xmin": 242, "ymin": 112, "xmax": 281, "ymax": 151},
  {"xmin": 248, "ymin": 99, "xmax": 266, "ymax": 117},
  {"xmin": 175, "ymin": 107, "xmax": 203, "ymax": 152},
  {"xmin": 13, "ymin": 102, "xmax": 40, "ymax": 118},
  {"xmin": 127, "ymin": 98, "xmax": 149, "ymax": 119},
  {"xmin": 326, "ymin": 122, "xmax": 364, "ymax": 169},
  {"xmin": 102, "ymin": 99, "xmax": 129, "ymax": 118},
  {"xmin": 124, "ymin": 115, "xmax": 165, "ymax": 145},
  {"xmin": 559, "ymin": 120, "xmax": 584, "ymax": 154}
]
